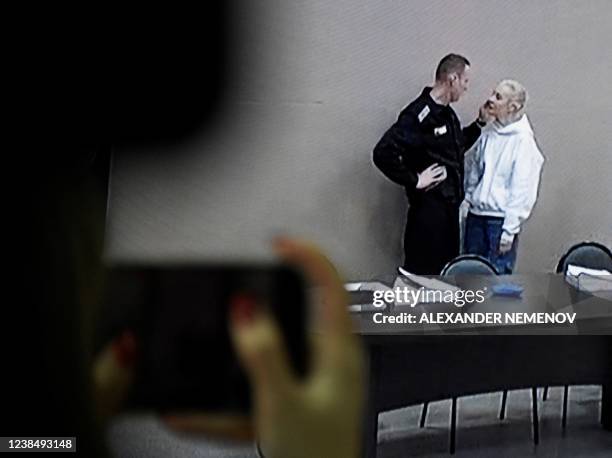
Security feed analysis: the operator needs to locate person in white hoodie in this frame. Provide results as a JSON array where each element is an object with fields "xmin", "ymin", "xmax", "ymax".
[{"xmin": 463, "ymin": 80, "xmax": 544, "ymax": 273}]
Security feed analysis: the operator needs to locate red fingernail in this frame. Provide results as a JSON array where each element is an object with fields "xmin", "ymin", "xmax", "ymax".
[
  {"xmin": 112, "ymin": 330, "xmax": 137, "ymax": 368},
  {"xmin": 230, "ymin": 293, "xmax": 257, "ymax": 325}
]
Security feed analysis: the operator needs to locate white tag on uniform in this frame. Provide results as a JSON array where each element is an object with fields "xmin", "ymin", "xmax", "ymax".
[
  {"xmin": 434, "ymin": 125, "xmax": 447, "ymax": 136},
  {"xmin": 418, "ymin": 105, "xmax": 430, "ymax": 123}
]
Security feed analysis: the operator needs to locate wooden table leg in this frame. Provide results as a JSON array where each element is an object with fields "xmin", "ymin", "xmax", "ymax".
[
  {"xmin": 363, "ymin": 346, "xmax": 381, "ymax": 458},
  {"xmin": 602, "ymin": 381, "xmax": 612, "ymax": 431},
  {"xmin": 363, "ymin": 406, "xmax": 379, "ymax": 458}
]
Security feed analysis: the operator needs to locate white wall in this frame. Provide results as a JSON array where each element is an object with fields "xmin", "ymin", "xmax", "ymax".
[{"xmin": 106, "ymin": 0, "xmax": 612, "ymax": 278}]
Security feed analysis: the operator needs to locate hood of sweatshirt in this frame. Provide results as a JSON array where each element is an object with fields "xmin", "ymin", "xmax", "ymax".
[{"xmin": 491, "ymin": 114, "xmax": 533, "ymax": 136}]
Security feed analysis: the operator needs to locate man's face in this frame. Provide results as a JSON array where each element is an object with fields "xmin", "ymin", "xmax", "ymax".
[
  {"xmin": 449, "ymin": 66, "xmax": 470, "ymax": 102},
  {"xmin": 485, "ymin": 83, "xmax": 516, "ymax": 121}
]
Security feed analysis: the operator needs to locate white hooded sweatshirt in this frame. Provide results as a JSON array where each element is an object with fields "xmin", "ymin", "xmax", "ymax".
[{"xmin": 464, "ymin": 114, "xmax": 544, "ymax": 244}]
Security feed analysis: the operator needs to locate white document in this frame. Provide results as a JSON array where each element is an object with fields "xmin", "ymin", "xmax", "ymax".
[
  {"xmin": 566, "ymin": 264, "xmax": 611, "ymax": 278},
  {"xmin": 345, "ymin": 281, "xmax": 391, "ymax": 312},
  {"xmin": 393, "ymin": 275, "xmax": 458, "ymax": 305},
  {"xmin": 356, "ymin": 281, "xmax": 393, "ymax": 293},
  {"xmin": 392, "ymin": 276, "xmax": 420, "ymax": 306},
  {"xmin": 565, "ymin": 264, "xmax": 612, "ymax": 292},
  {"xmin": 397, "ymin": 267, "xmax": 460, "ymax": 292},
  {"xmin": 344, "ymin": 283, "xmax": 362, "ymax": 292},
  {"xmin": 348, "ymin": 303, "xmax": 386, "ymax": 313}
]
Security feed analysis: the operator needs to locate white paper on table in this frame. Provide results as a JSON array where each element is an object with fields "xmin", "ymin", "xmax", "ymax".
[
  {"xmin": 348, "ymin": 303, "xmax": 387, "ymax": 313},
  {"xmin": 345, "ymin": 281, "xmax": 391, "ymax": 313},
  {"xmin": 356, "ymin": 281, "xmax": 393, "ymax": 292},
  {"xmin": 565, "ymin": 264, "xmax": 612, "ymax": 292},
  {"xmin": 392, "ymin": 276, "xmax": 420, "ymax": 306},
  {"xmin": 344, "ymin": 282, "xmax": 362, "ymax": 292},
  {"xmin": 566, "ymin": 264, "xmax": 611, "ymax": 277},
  {"xmin": 397, "ymin": 266, "xmax": 460, "ymax": 292}
]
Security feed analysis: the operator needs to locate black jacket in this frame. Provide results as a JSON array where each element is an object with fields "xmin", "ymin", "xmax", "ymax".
[{"xmin": 373, "ymin": 87, "xmax": 481, "ymax": 205}]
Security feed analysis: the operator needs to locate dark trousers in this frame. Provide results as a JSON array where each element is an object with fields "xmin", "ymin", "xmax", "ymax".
[
  {"xmin": 464, "ymin": 212, "xmax": 518, "ymax": 274},
  {"xmin": 403, "ymin": 195, "xmax": 459, "ymax": 275}
]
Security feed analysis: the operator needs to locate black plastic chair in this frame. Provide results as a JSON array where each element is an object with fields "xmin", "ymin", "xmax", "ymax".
[
  {"xmin": 419, "ymin": 255, "xmax": 498, "ymax": 454},
  {"xmin": 556, "ymin": 241, "xmax": 612, "ymax": 274},
  {"xmin": 441, "ymin": 254, "xmax": 499, "ymax": 276},
  {"xmin": 541, "ymin": 241, "xmax": 612, "ymax": 428}
]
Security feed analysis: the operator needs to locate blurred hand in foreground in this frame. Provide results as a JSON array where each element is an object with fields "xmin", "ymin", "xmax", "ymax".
[
  {"xmin": 93, "ymin": 330, "xmax": 137, "ymax": 422},
  {"xmin": 165, "ymin": 238, "xmax": 365, "ymax": 458}
]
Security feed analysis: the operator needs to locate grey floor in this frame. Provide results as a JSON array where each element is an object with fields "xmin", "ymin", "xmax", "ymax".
[
  {"xmin": 377, "ymin": 386, "xmax": 611, "ymax": 458},
  {"xmin": 108, "ymin": 386, "xmax": 611, "ymax": 457}
]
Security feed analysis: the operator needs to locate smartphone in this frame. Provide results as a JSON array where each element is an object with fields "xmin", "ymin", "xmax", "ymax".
[{"xmin": 98, "ymin": 264, "xmax": 309, "ymax": 413}]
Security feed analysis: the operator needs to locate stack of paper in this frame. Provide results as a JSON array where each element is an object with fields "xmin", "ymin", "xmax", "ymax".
[
  {"xmin": 345, "ymin": 281, "xmax": 392, "ymax": 312},
  {"xmin": 398, "ymin": 267, "xmax": 460, "ymax": 291},
  {"xmin": 565, "ymin": 264, "xmax": 612, "ymax": 292},
  {"xmin": 396, "ymin": 267, "xmax": 460, "ymax": 305},
  {"xmin": 392, "ymin": 276, "xmax": 420, "ymax": 306}
]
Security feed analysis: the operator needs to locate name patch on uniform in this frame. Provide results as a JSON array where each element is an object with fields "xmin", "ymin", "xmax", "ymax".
[
  {"xmin": 418, "ymin": 105, "xmax": 430, "ymax": 123},
  {"xmin": 434, "ymin": 125, "xmax": 447, "ymax": 136}
]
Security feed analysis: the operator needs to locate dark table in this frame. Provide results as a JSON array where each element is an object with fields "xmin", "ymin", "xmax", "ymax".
[{"xmin": 349, "ymin": 274, "xmax": 612, "ymax": 457}]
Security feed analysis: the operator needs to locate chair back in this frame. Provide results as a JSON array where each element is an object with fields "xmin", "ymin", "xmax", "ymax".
[
  {"xmin": 441, "ymin": 255, "xmax": 498, "ymax": 276},
  {"xmin": 556, "ymin": 242, "xmax": 612, "ymax": 274}
]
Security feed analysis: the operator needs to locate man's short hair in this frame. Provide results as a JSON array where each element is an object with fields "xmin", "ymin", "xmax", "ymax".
[
  {"xmin": 499, "ymin": 79, "xmax": 528, "ymax": 111},
  {"xmin": 435, "ymin": 54, "xmax": 471, "ymax": 81}
]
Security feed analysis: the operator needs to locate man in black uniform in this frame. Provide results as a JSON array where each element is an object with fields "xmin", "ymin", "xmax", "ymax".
[{"xmin": 373, "ymin": 54, "xmax": 490, "ymax": 274}]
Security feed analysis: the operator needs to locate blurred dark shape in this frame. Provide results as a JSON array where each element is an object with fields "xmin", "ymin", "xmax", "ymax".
[
  {"xmin": 5, "ymin": 6, "xmax": 231, "ymax": 456},
  {"xmin": 33, "ymin": 5, "xmax": 229, "ymax": 150}
]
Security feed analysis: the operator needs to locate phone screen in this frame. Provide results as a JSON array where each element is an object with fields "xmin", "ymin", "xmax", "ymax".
[{"xmin": 100, "ymin": 265, "xmax": 309, "ymax": 413}]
